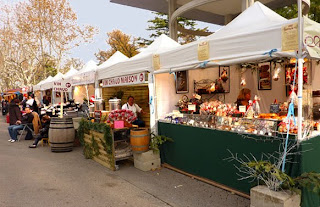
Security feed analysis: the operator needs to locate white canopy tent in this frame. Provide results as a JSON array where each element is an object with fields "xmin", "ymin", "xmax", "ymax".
[
  {"xmin": 72, "ymin": 60, "xmax": 97, "ymax": 86},
  {"xmin": 37, "ymin": 76, "xmax": 54, "ymax": 91},
  {"xmin": 96, "ymin": 34, "xmax": 180, "ymax": 80},
  {"xmin": 155, "ymin": 2, "xmax": 303, "ymax": 74},
  {"xmin": 33, "ymin": 79, "xmax": 46, "ymax": 91},
  {"xmin": 41, "ymin": 72, "xmax": 64, "ymax": 91},
  {"xmin": 154, "ymin": 1, "xmax": 320, "ymax": 141},
  {"xmin": 73, "ymin": 53, "xmax": 128, "ymax": 86},
  {"xmin": 63, "ymin": 67, "xmax": 79, "ymax": 82},
  {"xmin": 95, "ymin": 34, "xmax": 180, "ymax": 132},
  {"xmin": 96, "ymin": 51, "xmax": 129, "ymax": 70}
]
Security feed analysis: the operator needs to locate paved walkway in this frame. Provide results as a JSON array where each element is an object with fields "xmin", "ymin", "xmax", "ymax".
[{"xmin": 0, "ymin": 116, "xmax": 249, "ymax": 207}]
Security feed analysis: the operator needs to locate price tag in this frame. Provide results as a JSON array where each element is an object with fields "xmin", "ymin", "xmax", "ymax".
[
  {"xmin": 94, "ymin": 110, "xmax": 101, "ymax": 123},
  {"xmin": 239, "ymin": 106, "xmax": 246, "ymax": 113},
  {"xmin": 188, "ymin": 104, "xmax": 196, "ymax": 112},
  {"xmin": 114, "ymin": 120, "xmax": 124, "ymax": 129},
  {"xmin": 195, "ymin": 94, "xmax": 201, "ymax": 100}
]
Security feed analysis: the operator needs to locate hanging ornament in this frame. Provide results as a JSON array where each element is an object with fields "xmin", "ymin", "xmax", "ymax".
[
  {"xmin": 209, "ymin": 82, "xmax": 216, "ymax": 92},
  {"xmin": 273, "ymin": 67, "xmax": 281, "ymax": 81},
  {"xmin": 240, "ymin": 78, "xmax": 246, "ymax": 86}
]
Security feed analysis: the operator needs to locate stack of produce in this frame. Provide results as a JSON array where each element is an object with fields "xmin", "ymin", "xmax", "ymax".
[
  {"xmin": 107, "ymin": 109, "xmax": 137, "ymax": 124},
  {"xmin": 200, "ymin": 101, "xmax": 238, "ymax": 116}
]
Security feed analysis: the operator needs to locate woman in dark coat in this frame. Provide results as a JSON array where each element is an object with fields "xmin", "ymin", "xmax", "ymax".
[{"xmin": 8, "ymin": 99, "xmax": 22, "ymax": 125}]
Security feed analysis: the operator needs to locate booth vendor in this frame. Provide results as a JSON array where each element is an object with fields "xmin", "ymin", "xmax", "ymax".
[
  {"xmin": 236, "ymin": 88, "xmax": 251, "ymax": 108},
  {"xmin": 122, "ymin": 96, "xmax": 145, "ymax": 127}
]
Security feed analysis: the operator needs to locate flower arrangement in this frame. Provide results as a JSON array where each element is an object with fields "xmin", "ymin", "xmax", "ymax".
[{"xmin": 107, "ymin": 109, "xmax": 137, "ymax": 124}]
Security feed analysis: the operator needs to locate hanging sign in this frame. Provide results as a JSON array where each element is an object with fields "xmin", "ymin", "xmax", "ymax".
[
  {"xmin": 281, "ymin": 22, "xmax": 298, "ymax": 52},
  {"xmin": 198, "ymin": 41, "xmax": 209, "ymax": 61},
  {"xmin": 52, "ymin": 80, "xmax": 72, "ymax": 92},
  {"xmin": 102, "ymin": 72, "xmax": 145, "ymax": 87},
  {"xmin": 152, "ymin": 54, "xmax": 161, "ymax": 70},
  {"xmin": 304, "ymin": 17, "xmax": 320, "ymax": 58}
]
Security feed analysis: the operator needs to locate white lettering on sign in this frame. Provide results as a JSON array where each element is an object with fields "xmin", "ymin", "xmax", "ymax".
[{"xmin": 102, "ymin": 72, "xmax": 146, "ymax": 87}]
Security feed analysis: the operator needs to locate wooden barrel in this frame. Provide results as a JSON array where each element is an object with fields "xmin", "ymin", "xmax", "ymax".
[
  {"xmin": 130, "ymin": 128, "xmax": 150, "ymax": 153},
  {"xmin": 49, "ymin": 117, "xmax": 75, "ymax": 152}
]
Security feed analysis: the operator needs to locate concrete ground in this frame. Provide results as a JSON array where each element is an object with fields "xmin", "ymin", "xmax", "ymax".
[{"xmin": 0, "ymin": 117, "xmax": 250, "ymax": 207}]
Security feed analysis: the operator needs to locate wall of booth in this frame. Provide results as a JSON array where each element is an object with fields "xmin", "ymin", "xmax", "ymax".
[
  {"xmin": 73, "ymin": 84, "xmax": 95, "ymax": 103},
  {"xmin": 155, "ymin": 63, "xmax": 292, "ymax": 119}
]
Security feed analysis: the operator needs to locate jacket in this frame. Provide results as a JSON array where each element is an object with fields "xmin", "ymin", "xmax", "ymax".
[
  {"xmin": 31, "ymin": 112, "xmax": 40, "ymax": 134},
  {"xmin": 40, "ymin": 120, "xmax": 50, "ymax": 137},
  {"xmin": 8, "ymin": 103, "xmax": 22, "ymax": 125},
  {"xmin": 21, "ymin": 112, "xmax": 34, "ymax": 125}
]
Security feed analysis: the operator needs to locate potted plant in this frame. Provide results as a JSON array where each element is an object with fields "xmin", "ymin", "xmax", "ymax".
[{"xmin": 227, "ymin": 150, "xmax": 320, "ymax": 207}]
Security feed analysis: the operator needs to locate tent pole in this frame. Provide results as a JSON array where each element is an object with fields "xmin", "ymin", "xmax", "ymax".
[
  {"xmin": 297, "ymin": 0, "xmax": 303, "ymax": 141},
  {"xmin": 60, "ymin": 92, "xmax": 63, "ymax": 118},
  {"xmin": 85, "ymin": 84, "xmax": 89, "ymax": 106}
]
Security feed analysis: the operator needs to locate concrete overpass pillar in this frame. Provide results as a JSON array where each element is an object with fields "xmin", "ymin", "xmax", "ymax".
[
  {"xmin": 242, "ymin": 0, "xmax": 254, "ymax": 11},
  {"xmin": 168, "ymin": 0, "xmax": 178, "ymax": 41},
  {"xmin": 224, "ymin": 14, "xmax": 233, "ymax": 24}
]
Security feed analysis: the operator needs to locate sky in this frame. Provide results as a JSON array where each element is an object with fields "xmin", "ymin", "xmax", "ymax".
[
  {"xmin": 67, "ymin": 0, "xmax": 221, "ymax": 63},
  {"xmin": 4, "ymin": 0, "xmax": 221, "ymax": 63}
]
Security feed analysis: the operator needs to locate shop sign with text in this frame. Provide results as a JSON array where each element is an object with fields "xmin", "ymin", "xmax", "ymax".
[
  {"xmin": 52, "ymin": 80, "xmax": 72, "ymax": 92},
  {"xmin": 102, "ymin": 72, "xmax": 145, "ymax": 87}
]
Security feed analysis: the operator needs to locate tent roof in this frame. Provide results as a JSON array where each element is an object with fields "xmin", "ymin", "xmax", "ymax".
[
  {"xmin": 133, "ymin": 34, "xmax": 180, "ymax": 59},
  {"xmin": 63, "ymin": 68, "xmax": 79, "ymax": 79},
  {"xmin": 97, "ymin": 51, "xmax": 129, "ymax": 70},
  {"xmin": 41, "ymin": 76, "xmax": 53, "ymax": 84},
  {"xmin": 212, "ymin": 2, "xmax": 287, "ymax": 37},
  {"xmin": 51, "ymin": 72, "xmax": 64, "ymax": 82},
  {"xmin": 78, "ymin": 60, "xmax": 97, "ymax": 73},
  {"xmin": 155, "ymin": 2, "xmax": 297, "ymax": 73},
  {"xmin": 97, "ymin": 34, "xmax": 180, "ymax": 80}
]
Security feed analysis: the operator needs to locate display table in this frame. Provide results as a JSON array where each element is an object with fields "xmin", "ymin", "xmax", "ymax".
[{"xmin": 158, "ymin": 121, "xmax": 320, "ymax": 207}]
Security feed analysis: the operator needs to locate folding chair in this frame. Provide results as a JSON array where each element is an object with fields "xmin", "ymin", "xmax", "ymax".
[
  {"xmin": 18, "ymin": 124, "xmax": 35, "ymax": 141},
  {"xmin": 17, "ymin": 112, "xmax": 41, "ymax": 141}
]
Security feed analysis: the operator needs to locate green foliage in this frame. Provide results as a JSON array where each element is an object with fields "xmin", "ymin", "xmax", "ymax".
[
  {"xmin": 139, "ymin": 12, "xmax": 209, "ymax": 45},
  {"xmin": 101, "ymin": 115, "xmax": 107, "ymax": 123},
  {"xmin": 150, "ymin": 132, "xmax": 173, "ymax": 153},
  {"xmin": 77, "ymin": 119, "xmax": 114, "ymax": 166},
  {"xmin": 275, "ymin": 0, "xmax": 320, "ymax": 22},
  {"xmin": 83, "ymin": 143, "xmax": 93, "ymax": 159},
  {"xmin": 91, "ymin": 135, "xmax": 100, "ymax": 156},
  {"xmin": 245, "ymin": 161, "xmax": 320, "ymax": 195},
  {"xmin": 294, "ymin": 172, "xmax": 320, "ymax": 195}
]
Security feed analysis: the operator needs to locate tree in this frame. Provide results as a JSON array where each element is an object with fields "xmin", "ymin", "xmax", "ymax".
[
  {"xmin": 139, "ymin": 12, "xmax": 211, "ymax": 45},
  {"xmin": 0, "ymin": 0, "xmax": 97, "ymax": 90},
  {"xmin": 95, "ymin": 30, "xmax": 139, "ymax": 65},
  {"xmin": 275, "ymin": 0, "xmax": 320, "ymax": 22}
]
